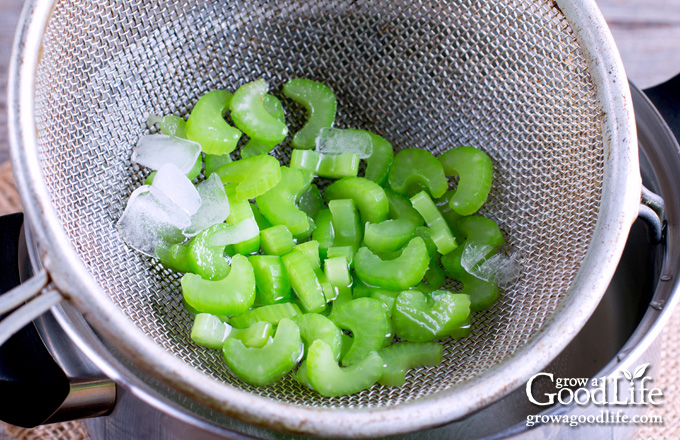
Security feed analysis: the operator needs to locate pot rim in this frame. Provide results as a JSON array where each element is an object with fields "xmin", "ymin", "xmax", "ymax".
[{"xmin": 8, "ymin": 0, "xmax": 640, "ymax": 436}]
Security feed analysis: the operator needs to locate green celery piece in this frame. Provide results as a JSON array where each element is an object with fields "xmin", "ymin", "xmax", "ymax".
[
  {"xmin": 294, "ymin": 361, "xmax": 313, "ymax": 389},
  {"xmin": 216, "ymin": 154, "xmax": 282, "ymax": 201},
  {"xmin": 230, "ymin": 79, "xmax": 288, "ymax": 146},
  {"xmin": 331, "ymin": 297, "xmax": 391, "ymax": 366},
  {"xmin": 351, "ymin": 280, "xmax": 400, "ymax": 307},
  {"xmin": 354, "ymin": 237, "xmax": 429, "ymax": 290},
  {"xmin": 386, "ymin": 190, "xmax": 424, "ymax": 227},
  {"xmin": 222, "ymin": 318, "xmax": 303, "ymax": 386},
  {"xmin": 290, "ymin": 150, "xmax": 360, "ymax": 179},
  {"xmin": 187, "ymin": 223, "xmax": 233, "ymax": 280},
  {"xmin": 148, "ymin": 114, "xmax": 188, "ymax": 138},
  {"xmin": 241, "ymin": 94, "xmax": 286, "ymax": 158},
  {"xmin": 364, "ymin": 131, "xmax": 394, "ymax": 186},
  {"xmin": 414, "ymin": 282, "xmax": 436, "ymax": 295},
  {"xmin": 378, "ymin": 342, "xmax": 443, "ymax": 387},
  {"xmin": 186, "ymin": 156, "xmax": 203, "ymax": 181},
  {"xmin": 457, "ymin": 215, "xmax": 505, "ymax": 247},
  {"xmin": 324, "ymin": 256, "xmax": 351, "ymax": 288},
  {"xmin": 306, "ymin": 340, "xmax": 383, "ymax": 397},
  {"xmin": 439, "ymin": 146, "xmax": 493, "ymax": 216},
  {"xmin": 451, "ymin": 317, "xmax": 472, "ymax": 339},
  {"xmin": 282, "ymin": 250, "xmax": 327, "ymax": 313},
  {"xmin": 182, "ymin": 298, "xmax": 230, "ymax": 322},
  {"xmin": 324, "ymin": 177, "xmax": 389, "ymax": 224},
  {"xmin": 182, "ymin": 254, "xmax": 256, "ymax": 316},
  {"xmin": 191, "ymin": 313, "xmax": 232, "ymax": 349},
  {"xmin": 249, "ymin": 255, "xmax": 293, "ymax": 305},
  {"xmin": 315, "ymin": 265, "xmax": 336, "ymax": 303},
  {"xmin": 414, "ymin": 226, "xmax": 437, "ymax": 258},
  {"xmin": 441, "ymin": 247, "xmax": 500, "ymax": 312},
  {"xmin": 339, "ymin": 332, "xmax": 353, "ymax": 360},
  {"xmin": 256, "ymin": 167, "xmax": 314, "ymax": 237},
  {"xmin": 240, "ymin": 141, "xmax": 271, "ymax": 159},
  {"xmin": 156, "ymin": 242, "xmax": 193, "ymax": 273},
  {"xmin": 443, "ymin": 215, "xmax": 505, "ymax": 311},
  {"xmin": 328, "ymin": 199, "xmax": 362, "ymax": 251},
  {"xmin": 225, "ymin": 184, "xmax": 260, "ymax": 255},
  {"xmin": 393, "ymin": 290, "xmax": 470, "ymax": 342},
  {"xmin": 327, "ymin": 246, "xmax": 354, "ymax": 268},
  {"xmin": 228, "ymin": 321, "xmax": 275, "ymax": 349},
  {"xmin": 260, "ymin": 225, "xmax": 295, "ymax": 256},
  {"xmin": 388, "ymin": 148, "xmax": 447, "ymax": 198},
  {"xmin": 251, "ymin": 203, "xmax": 273, "ymax": 230},
  {"xmin": 410, "ymin": 191, "xmax": 457, "ymax": 255},
  {"xmin": 352, "ymin": 276, "xmax": 374, "ymax": 298},
  {"xmin": 330, "ymin": 286, "xmax": 354, "ymax": 315},
  {"xmin": 294, "ymin": 240, "xmax": 321, "ymax": 268},
  {"xmin": 186, "ymin": 90, "xmax": 242, "ymax": 155},
  {"xmin": 363, "ymin": 219, "xmax": 416, "ymax": 253},
  {"xmin": 229, "ymin": 302, "xmax": 302, "ymax": 329},
  {"xmin": 204, "ymin": 153, "xmax": 233, "ymax": 178},
  {"xmin": 283, "ymin": 78, "xmax": 337, "ymax": 150},
  {"xmin": 434, "ymin": 190, "xmax": 464, "ymax": 240},
  {"xmin": 293, "ymin": 313, "xmax": 342, "ymax": 360},
  {"xmin": 312, "ymin": 208, "xmax": 334, "ymax": 259},
  {"xmin": 425, "ymin": 255, "xmax": 447, "ymax": 290},
  {"xmin": 298, "ymin": 184, "xmax": 323, "ymax": 220},
  {"xmin": 292, "ymin": 242, "xmax": 334, "ymax": 302}
]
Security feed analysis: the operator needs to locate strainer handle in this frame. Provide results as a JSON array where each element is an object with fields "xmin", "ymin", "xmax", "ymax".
[
  {"xmin": 635, "ymin": 74, "xmax": 680, "ymax": 244},
  {"xmin": 639, "ymin": 185, "xmax": 665, "ymax": 244},
  {"xmin": 0, "ymin": 213, "xmax": 115, "ymax": 427}
]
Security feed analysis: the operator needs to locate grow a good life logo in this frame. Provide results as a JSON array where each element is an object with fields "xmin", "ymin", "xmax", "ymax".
[{"xmin": 525, "ymin": 363, "xmax": 665, "ymax": 427}]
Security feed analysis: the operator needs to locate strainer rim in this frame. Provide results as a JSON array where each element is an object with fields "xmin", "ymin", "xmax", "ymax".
[{"xmin": 8, "ymin": 0, "xmax": 640, "ymax": 436}]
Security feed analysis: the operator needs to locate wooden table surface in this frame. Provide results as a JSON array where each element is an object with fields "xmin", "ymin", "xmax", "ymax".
[{"xmin": 0, "ymin": 0, "xmax": 678, "ymax": 165}]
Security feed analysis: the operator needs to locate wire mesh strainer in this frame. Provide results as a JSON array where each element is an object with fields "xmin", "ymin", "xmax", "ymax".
[{"xmin": 6, "ymin": 0, "xmax": 640, "ymax": 437}]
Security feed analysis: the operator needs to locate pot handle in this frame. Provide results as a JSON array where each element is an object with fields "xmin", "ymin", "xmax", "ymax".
[
  {"xmin": 644, "ymin": 74, "xmax": 680, "ymax": 141},
  {"xmin": 636, "ymin": 75, "xmax": 680, "ymax": 244},
  {"xmin": 0, "ymin": 213, "xmax": 115, "ymax": 427}
]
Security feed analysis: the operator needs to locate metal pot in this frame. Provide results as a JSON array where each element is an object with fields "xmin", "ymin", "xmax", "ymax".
[{"xmin": 1, "ymin": 2, "xmax": 676, "ymax": 437}]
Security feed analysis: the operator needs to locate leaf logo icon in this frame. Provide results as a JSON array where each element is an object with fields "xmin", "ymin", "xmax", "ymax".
[
  {"xmin": 621, "ymin": 369, "xmax": 633, "ymax": 383},
  {"xmin": 621, "ymin": 364, "xmax": 650, "ymax": 385},
  {"xmin": 634, "ymin": 363, "xmax": 650, "ymax": 380}
]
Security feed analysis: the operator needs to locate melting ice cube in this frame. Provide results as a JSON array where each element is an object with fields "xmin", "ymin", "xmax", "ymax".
[
  {"xmin": 132, "ymin": 134, "xmax": 201, "ymax": 174},
  {"xmin": 151, "ymin": 164, "xmax": 202, "ymax": 216},
  {"xmin": 185, "ymin": 174, "xmax": 231, "ymax": 236},
  {"xmin": 207, "ymin": 217, "xmax": 260, "ymax": 247},
  {"xmin": 315, "ymin": 128, "xmax": 373, "ymax": 159},
  {"xmin": 116, "ymin": 185, "xmax": 191, "ymax": 257},
  {"xmin": 474, "ymin": 252, "xmax": 520, "ymax": 287},
  {"xmin": 461, "ymin": 243, "xmax": 496, "ymax": 274}
]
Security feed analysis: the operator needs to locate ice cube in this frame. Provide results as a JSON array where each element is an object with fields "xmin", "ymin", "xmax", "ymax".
[
  {"xmin": 151, "ymin": 164, "xmax": 202, "ymax": 216},
  {"xmin": 116, "ymin": 185, "xmax": 191, "ymax": 257},
  {"xmin": 207, "ymin": 217, "xmax": 260, "ymax": 247},
  {"xmin": 185, "ymin": 174, "xmax": 231, "ymax": 236},
  {"xmin": 132, "ymin": 134, "xmax": 201, "ymax": 174},
  {"xmin": 461, "ymin": 243, "xmax": 496, "ymax": 274},
  {"xmin": 472, "ymin": 252, "xmax": 520, "ymax": 287},
  {"xmin": 315, "ymin": 128, "xmax": 373, "ymax": 159}
]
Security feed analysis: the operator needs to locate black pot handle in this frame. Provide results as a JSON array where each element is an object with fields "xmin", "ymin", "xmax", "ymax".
[
  {"xmin": 644, "ymin": 74, "xmax": 680, "ymax": 143},
  {"xmin": 0, "ymin": 213, "xmax": 116, "ymax": 427},
  {"xmin": 0, "ymin": 213, "xmax": 71, "ymax": 427}
]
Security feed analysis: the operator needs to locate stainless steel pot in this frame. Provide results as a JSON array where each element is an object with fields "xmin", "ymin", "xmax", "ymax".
[{"xmin": 0, "ymin": 0, "xmax": 671, "ymax": 437}]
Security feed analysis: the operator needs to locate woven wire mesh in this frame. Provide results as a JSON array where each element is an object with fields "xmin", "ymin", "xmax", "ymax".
[{"xmin": 33, "ymin": 0, "xmax": 603, "ymax": 409}]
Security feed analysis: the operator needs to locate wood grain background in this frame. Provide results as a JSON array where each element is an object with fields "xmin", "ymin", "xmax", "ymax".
[{"xmin": 0, "ymin": 0, "xmax": 677, "ymax": 163}]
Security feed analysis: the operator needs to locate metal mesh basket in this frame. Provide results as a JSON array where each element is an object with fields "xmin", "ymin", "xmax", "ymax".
[{"xmin": 8, "ymin": 0, "xmax": 640, "ymax": 437}]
